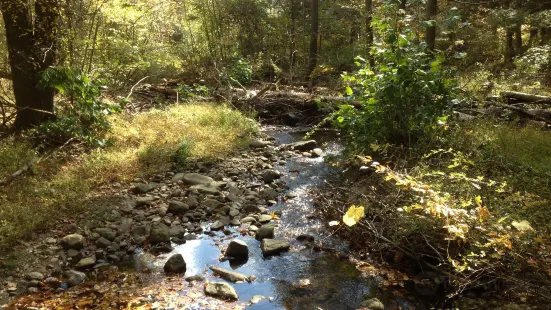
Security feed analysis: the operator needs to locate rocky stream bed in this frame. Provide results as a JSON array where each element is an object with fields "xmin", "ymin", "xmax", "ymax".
[{"xmin": 1, "ymin": 127, "xmax": 532, "ymax": 310}]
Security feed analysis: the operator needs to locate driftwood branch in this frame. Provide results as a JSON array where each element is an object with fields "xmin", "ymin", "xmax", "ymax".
[
  {"xmin": 498, "ymin": 103, "xmax": 551, "ymax": 122},
  {"xmin": 501, "ymin": 91, "xmax": 551, "ymax": 105}
]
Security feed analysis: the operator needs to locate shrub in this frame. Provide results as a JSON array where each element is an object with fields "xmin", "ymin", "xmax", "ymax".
[
  {"xmin": 221, "ymin": 53, "xmax": 253, "ymax": 86},
  {"xmin": 38, "ymin": 67, "xmax": 121, "ymax": 146},
  {"xmin": 333, "ymin": 5, "xmax": 458, "ymax": 151}
]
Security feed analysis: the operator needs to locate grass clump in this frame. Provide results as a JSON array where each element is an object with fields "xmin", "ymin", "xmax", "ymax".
[{"xmin": 0, "ymin": 103, "xmax": 257, "ymax": 250}]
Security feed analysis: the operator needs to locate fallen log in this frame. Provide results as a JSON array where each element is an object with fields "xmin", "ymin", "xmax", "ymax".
[
  {"xmin": 499, "ymin": 103, "xmax": 551, "ymax": 123},
  {"xmin": 501, "ymin": 91, "xmax": 551, "ymax": 105}
]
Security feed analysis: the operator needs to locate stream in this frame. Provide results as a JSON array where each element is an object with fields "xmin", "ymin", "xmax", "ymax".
[{"xmin": 146, "ymin": 128, "xmax": 420, "ymax": 310}]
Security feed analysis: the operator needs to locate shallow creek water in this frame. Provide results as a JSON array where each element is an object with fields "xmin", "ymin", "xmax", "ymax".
[{"xmin": 144, "ymin": 128, "xmax": 420, "ymax": 310}]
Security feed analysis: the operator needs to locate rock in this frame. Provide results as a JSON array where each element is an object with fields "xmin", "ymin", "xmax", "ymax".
[
  {"xmin": 182, "ymin": 173, "xmax": 213, "ymax": 186},
  {"xmin": 225, "ymin": 240, "xmax": 249, "ymax": 260},
  {"xmin": 291, "ymin": 140, "xmax": 317, "ymax": 151},
  {"xmin": 263, "ymin": 169, "xmax": 281, "ymax": 183},
  {"xmin": 250, "ymin": 295, "xmax": 267, "ymax": 304},
  {"xmin": 168, "ymin": 201, "xmax": 189, "ymax": 214},
  {"xmin": 65, "ymin": 270, "xmax": 86, "ymax": 287},
  {"xmin": 185, "ymin": 196, "xmax": 199, "ymax": 208},
  {"xmin": 249, "ymin": 140, "xmax": 268, "ymax": 148},
  {"xmin": 249, "ymin": 225, "xmax": 259, "ymax": 232},
  {"xmin": 185, "ymin": 275, "xmax": 205, "ymax": 282},
  {"xmin": 255, "ymin": 225, "xmax": 275, "ymax": 240},
  {"xmin": 204, "ymin": 282, "xmax": 238, "ymax": 300},
  {"xmin": 203, "ymin": 198, "xmax": 223, "ymax": 209},
  {"xmin": 76, "ymin": 256, "xmax": 96, "ymax": 269},
  {"xmin": 135, "ymin": 196, "xmax": 156, "ymax": 208},
  {"xmin": 170, "ymin": 226, "xmax": 186, "ymax": 239},
  {"xmin": 60, "ymin": 234, "xmax": 85, "ymax": 250},
  {"xmin": 311, "ymin": 148, "xmax": 323, "ymax": 158},
  {"xmin": 260, "ymin": 239, "xmax": 290, "ymax": 256},
  {"xmin": 241, "ymin": 216, "xmax": 256, "ymax": 224},
  {"xmin": 171, "ymin": 173, "xmax": 185, "ymax": 183},
  {"xmin": 132, "ymin": 183, "xmax": 159, "ymax": 194},
  {"xmin": 94, "ymin": 228, "xmax": 117, "ymax": 241},
  {"xmin": 149, "ymin": 223, "xmax": 170, "ymax": 244},
  {"xmin": 164, "ymin": 254, "xmax": 186, "ymax": 274},
  {"xmin": 209, "ymin": 266, "xmax": 248, "ymax": 282},
  {"xmin": 285, "ymin": 193, "xmax": 297, "ymax": 199},
  {"xmin": 190, "ymin": 184, "xmax": 220, "ymax": 195},
  {"xmin": 95, "ymin": 237, "xmax": 111, "ymax": 248},
  {"xmin": 260, "ymin": 188, "xmax": 278, "ymax": 200},
  {"xmin": 211, "ymin": 221, "xmax": 225, "ymax": 231},
  {"xmin": 258, "ymin": 214, "xmax": 273, "ymax": 224},
  {"xmin": 25, "ymin": 272, "xmax": 45, "ymax": 281},
  {"xmin": 362, "ymin": 298, "xmax": 384, "ymax": 310}
]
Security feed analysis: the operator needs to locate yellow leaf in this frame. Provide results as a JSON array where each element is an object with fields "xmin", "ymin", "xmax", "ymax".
[
  {"xmin": 512, "ymin": 220, "xmax": 534, "ymax": 232},
  {"xmin": 343, "ymin": 205, "xmax": 365, "ymax": 227}
]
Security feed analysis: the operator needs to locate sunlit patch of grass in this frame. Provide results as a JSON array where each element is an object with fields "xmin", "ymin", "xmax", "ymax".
[{"xmin": 0, "ymin": 102, "xmax": 257, "ymax": 250}]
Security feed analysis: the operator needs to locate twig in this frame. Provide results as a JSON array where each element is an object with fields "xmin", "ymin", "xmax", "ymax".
[{"xmin": 126, "ymin": 76, "xmax": 149, "ymax": 100}]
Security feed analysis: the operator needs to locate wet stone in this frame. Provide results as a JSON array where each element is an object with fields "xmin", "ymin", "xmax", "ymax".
[
  {"xmin": 164, "ymin": 254, "xmax": 186, "ymax": 274},
  {"xmin": 204, "ymin": 282, "xmax": 238, "ymax": 300},
  {"xmin": 225, "ymin": 239, "xmax": 249, "ymax": 260},
  {"xmin": 260, "ymin": 239, "xmax": 290, "ymax": 256},
  {"xmin": 255, "ymin": 224, "xmax": 275, "ymax": 240},
  {"xmin": 60, "ymin": 234, "xmax": 85, "ymax": 250},
  {"xmin": 209, "ymin": 266, "xmax": 248, "ymax": 282}
]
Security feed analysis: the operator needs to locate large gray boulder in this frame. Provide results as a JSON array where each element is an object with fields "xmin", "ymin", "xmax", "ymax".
[
  {"xmin": 204, "ymin": 282, "xmax": 238, "ymax": 300},
  {"xmin": 260, "ymin": 239, "xmax": 290, "ymax": 257},
  {"xmin": 168, "ymin": 201, "xmax": 189, "ymax": 214},
  {"xmin": 65, "ymin": 270, "xmax": 86, "ymax": 287},
  {"xmin": 60, "ymin": 234, "xmax": 85, "ymax": 250},
  {"xmin": 291, "ymin": 140, "xmax": 317, "ymax": 151},
  {"xmin": 183, "ymin": 173, "xmax": 213, "ymax": 186},
  {"xmin": 225, "ymin": 239, "xmax": 249, "ymax": 260},
  {"xmin": 263, "ymin": 169, "xmax": 281, "ymax": 183},
  {"xmin": 164, "ymin": 254, "xmax": 186, "ymax": 274},
  {"xmin": 255, "ymin": 225, "xmax": 275, "ymax": 240},
  {"xmin": 149, "ymin": 223, "xmax": 170, "ymax": 244},
  {"xmin": 132, "ymin": 183, "xmax": 159, "ymax": 194}
]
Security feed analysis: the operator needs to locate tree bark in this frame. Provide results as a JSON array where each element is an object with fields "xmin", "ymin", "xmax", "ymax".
[
  {"xmin": 1, "ymin": 0, "xmax": 59, "ymax": 130},
  {"xmin": 426, "ymin": 0, "xmax": 437, "ymax": 52},
  {"xmin": 399, "ymin": 0, "xmax": 406, "ymax": 10},
  {"xmin": 365, "ymin": 0, "xmax": 375, "ymax": 67},
  {"xmin": 505, "ymin": 30, "xmax": 514, "ymax": 63},
  {"xmin": 308, "ymin": 0, "xmax": 319, "ymax": 78}
]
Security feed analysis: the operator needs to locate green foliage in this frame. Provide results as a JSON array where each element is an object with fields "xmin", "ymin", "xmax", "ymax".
[
  {"xmin": 515, "ymin": 45, "xmax": 551, "ymax": 74},
  {"xmin": 334, "ymin": 8, "xmax": 458, "ymax": 150},
  {"xmin": 172, "ymin": 137, "xmax": 195, "ymax": 170},
  {"xmin": 38, "ymin": 67, "xmax": 121, "ymax": 146},
  {"xmin": 221, "ymin": 54, "xmax": 253, "ymax": 86},
  {"xmin": 177, "ymin": 83, "xmax": 210, "ymax": 100}
]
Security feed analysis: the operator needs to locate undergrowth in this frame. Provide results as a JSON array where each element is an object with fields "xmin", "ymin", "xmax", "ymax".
[{"xmin": 0, "ymin": 103, "xmax": 257, "ymax": 250}]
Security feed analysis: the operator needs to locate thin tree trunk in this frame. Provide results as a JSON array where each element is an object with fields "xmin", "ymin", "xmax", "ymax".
[
  {"xmin": 514, "ymin": 24, "xmax": 522, "ymax": 56},
  {"xmin": 308, "ymin": 0, "xmax": 319, "ymax": 78},
  {"xmin": 426, "ymin": 0, "xmax": 437, "ymax": 52},
  {"xmin": 365, "ymin": 0, "xmax": 374, "ymax": 67},
  {"xmin": 505, "ymin": 30, "xmax": 514, "ymax": 63}
]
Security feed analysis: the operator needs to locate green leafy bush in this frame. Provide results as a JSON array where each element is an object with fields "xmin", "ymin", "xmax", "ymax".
[
  {"xmin": 333, "ymin": 6, "xmax": 458, "ymax": 150},
  {"xmin": 39, "ymin": 67, "xmax": 121, "ymax": 146},
  {"xmin": 177, "ymin": 83, "xmax": 210, "ymax": 100},
  {"xmin": 172, "ymin": 137, "xmax": 195, "ymax": 170},
  {"xmin": 221, "ymin": 54, "xmax": 253, "ymax": 86}
]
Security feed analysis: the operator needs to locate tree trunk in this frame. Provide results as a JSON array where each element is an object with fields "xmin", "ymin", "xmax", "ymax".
[
  {"xmin": 514, "ymin": 24, "xmax": 522, "ymax": 56},
  {"xmin": 426, "ymin": 0, "xmax": 437, "ymax": 52},
  {"xmin": 399, "ymin": 0, "xmax": 406, "ymax": 10},
  {"xmin": 308, "ymin": 0, "xmax": 319, "ymax": 78},
  {"xmin": 1, "ymin": 0, "xmax": 59, "ymax": 130},
  {"xmin": 528, "ymin": 28, "xmax": 538, "ymax": 48},
  {"xmin": 365, "ymin": 0, "xmax": 374, "ymax": 67},
  {"xmin": 505, "ymin": 30, "xmax": 514, "ymax": 63}
]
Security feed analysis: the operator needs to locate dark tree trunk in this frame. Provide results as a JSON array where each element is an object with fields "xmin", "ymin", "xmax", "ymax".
[
  {"xmin": 399, "ymin": 0, "xmax": 406, "ymax": 10},
  {"xmin": 365, "ymin": 0, "xmax": 374, "ymax": 67},
  {"xmin": 308, "ymin": 0, "xmax": 319, "ymax": 78},
  {"xmin": 1, "ymin": 0, "xmax": 59, "ymax": 130},
  {"xmin": 505, "ymin": 30, "xmax": 515, "ymax": 63},
  {"xmin": 514, "ymin": 24, "xmax": 523, "ymax": 56},
  {"xmin": 426, "ymin": 0, "xmax": 437, "ymax": 52}
]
